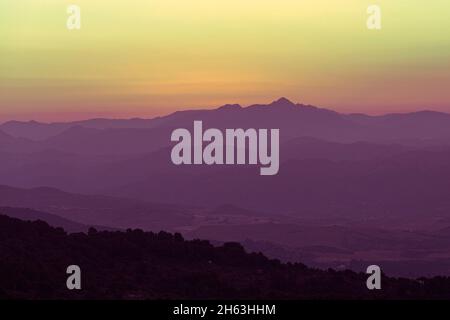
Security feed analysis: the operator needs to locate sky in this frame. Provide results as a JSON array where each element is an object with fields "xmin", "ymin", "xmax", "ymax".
[{"xmin": 1, "ymin": 0, "xmax": 450, "ymax": 122}]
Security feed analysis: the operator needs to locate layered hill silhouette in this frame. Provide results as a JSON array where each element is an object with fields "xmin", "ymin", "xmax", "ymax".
[
  {"xmin": 2, "ymin": 180, "xmax": 450, "ymax": 278},
  {"xmin": 0, "ymin": 207, "xmax": 97, "ymax": 233},
  {"xmin": 3, "ymin": 98, "xmax": 450, "ymax": 146},
  {"xmin": 2, "ymin": 98, "xmax": 450, "ymax": 280},
  {"xmin": 2, "ymin": 214, "xmax": 450, "ymax": 300},
  {"xmin": 0, "ymin": 185, "xmax": 195, "ymax": 231}
]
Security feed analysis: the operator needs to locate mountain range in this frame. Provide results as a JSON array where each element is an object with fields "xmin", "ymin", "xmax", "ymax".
[
  {"xmin": 2, "ymin": 98, "xmax": 450, "ymax": 278},
  {"xmin": 3, "ymin": 98, "xmax": 450, "ymax": 145}
]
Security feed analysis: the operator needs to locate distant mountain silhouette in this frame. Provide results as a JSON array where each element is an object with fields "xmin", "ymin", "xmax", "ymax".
[
  {"xmin": 2, "ymin": 184, "xmax": 450, "ymax": 278},
  {"xmin": 0, "ymin": 206, "xmax": 101, "ymax": 233},
  {"xmin": 0, "ymin": 120, "xmax": 71, "ymax": 141},
  {"xmin": 282, "ymin": 137, "xmax": 412, "ymax": 161},
  {"xmin": 0, "ymin": 185, "xmax": 195, "ymax": 231},
  {"xmin": 3, "ymin": 98, "xmax": 450, "ymax": 146},
  {"xmin": 0, "ymin": 129, "xmax": 36, "ymax": 152},
  {"xmin": 2, "ymin": 214, "xmax": 450, "ymax": 299},
  {"xmin": 41, "ymin": 126, "xmax": 171, "ymax": 155},
  {"xmin": 186, "ymin": 220, "xmax": 450, "ymax": 278},
  {"xmin": 108, "ymin": 147, "xmax": 450, "ymax": 219},
  {"xmin": 0, "ymin": 118, "xmax": 156, "ymax": 141},
  {"xmin": 2, "ymin": 138, "xmax": 450, "ymax": 223},
  {"xmin": 2, "ymin": 98, "xmax": 450, "ymax": 280}
]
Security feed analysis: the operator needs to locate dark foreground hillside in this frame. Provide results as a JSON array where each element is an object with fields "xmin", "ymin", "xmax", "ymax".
[{"xmin": 0, "ymin": 215, "xmax": 449, "ymax": 300}]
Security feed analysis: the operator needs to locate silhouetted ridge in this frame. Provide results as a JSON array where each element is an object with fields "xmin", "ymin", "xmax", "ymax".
[
  {"xmin": 1, "ymin": 214, "xmax": 450, "ymax": 299},
  {"xmin": 269, "ymin": 97, "xmax": 297, "ymax": 108},
  {"xmin": 217, "ymin": 104, "xmax": 242, "ymax": 110}
]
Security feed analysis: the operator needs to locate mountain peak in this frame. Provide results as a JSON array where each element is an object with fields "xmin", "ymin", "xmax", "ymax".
[{"xmin": 270, "ymin": 97, "xmax": 296, "ymax": 108}]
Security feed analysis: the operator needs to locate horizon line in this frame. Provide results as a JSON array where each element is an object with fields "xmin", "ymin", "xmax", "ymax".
[{"xmin": 1, "ymin": 97, "xmax": 449, "ymax": 125}]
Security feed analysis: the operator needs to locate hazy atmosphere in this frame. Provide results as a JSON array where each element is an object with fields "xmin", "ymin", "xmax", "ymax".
[{"xmin": 1, "ymin": 0, "xmax": 450, "ymax": 121}]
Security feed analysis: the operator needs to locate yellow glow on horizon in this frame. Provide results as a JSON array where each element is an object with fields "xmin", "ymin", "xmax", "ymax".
[{"xmin": 1, "ymin": 0, "xmax": 450, "ymax": 121}]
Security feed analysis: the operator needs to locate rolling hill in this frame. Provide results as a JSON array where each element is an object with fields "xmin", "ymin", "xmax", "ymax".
[{"xmin": 1, "ymin": 214, "xmax": 450, "ymax": 299}]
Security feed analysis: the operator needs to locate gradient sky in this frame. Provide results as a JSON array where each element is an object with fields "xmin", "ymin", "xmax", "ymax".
[{"xmin": 1, "ymin": 0, "xmax": 450, "ymax": 122}]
